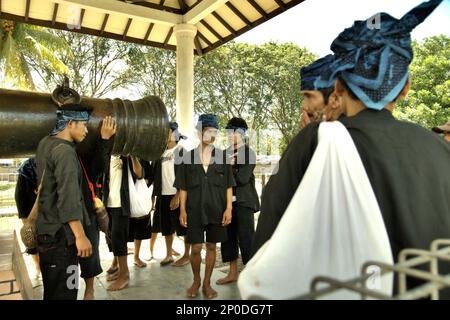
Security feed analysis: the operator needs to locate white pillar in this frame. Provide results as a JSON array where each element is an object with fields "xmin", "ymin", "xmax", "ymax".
[{"xmin": 174, "ymin": 24, "xmax": 197, "ymax": 148}]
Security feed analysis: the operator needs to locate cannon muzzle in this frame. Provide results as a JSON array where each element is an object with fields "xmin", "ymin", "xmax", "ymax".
[{"xmin": 0, "ymin": 88, "xmax": 169, "ymax": 161}]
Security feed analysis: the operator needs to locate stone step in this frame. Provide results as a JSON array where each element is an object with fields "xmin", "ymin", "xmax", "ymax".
[{"xmin": 0, "ymin": 231, "xmax": 13, "ymax": 271}]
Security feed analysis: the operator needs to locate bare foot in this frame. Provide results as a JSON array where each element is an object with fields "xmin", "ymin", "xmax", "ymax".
[
  {"xmin": 172, "ymin": 256, "xmax": 190, "ymax": 267},
  {"xmin": 84, "ymin": 290, "xmax": 95, "ymax": 300},
  {"xmin": 202, "ymin": 285, "xmax": 218, "ymax": 299},
  {"xmin": 107, "ymin": 276, "xmax": 129, "ymax": 291},
  {"xmin": 106, "ymin": 266, "xmax": 118, "ymax": 274},
  {"xmin": 134, "ymin": 259, "xmax": 147, "ymax": 268},
  {"xmin": 145, "ymin": 256, "xmax": 154, "ymax": 261},
  {"xmin": 106, "ymin": 270, "xmax": 120, "ymax": 282},
  {"xmin": 186, "ymin": 282, "xmax": 201, "ymax": 298},
  {"xmin": 160, "ymin": 256, "xmax": 174, "ymax": 266},
  {"xmin": 216, "ymin": 275, "xmax": 238, "ymax": 285}
]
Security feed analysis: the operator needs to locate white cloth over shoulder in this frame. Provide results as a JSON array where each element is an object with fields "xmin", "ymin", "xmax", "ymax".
[
  {"xmin": 128, "ymin": 163, "xmax": 152, "ymax": 219},
  {"xmin": 238, "ymin": 121, "xmax": 393, "ymax": 299}
]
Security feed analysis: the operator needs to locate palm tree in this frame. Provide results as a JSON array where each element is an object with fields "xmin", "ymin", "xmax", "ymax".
[{"xmin": 0, "ymin": 20, "xmax": 70, "ymax": 89}]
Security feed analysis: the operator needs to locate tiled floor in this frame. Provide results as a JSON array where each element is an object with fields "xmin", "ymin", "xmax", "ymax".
[{"xmin": 30, "ymin": 235, "xmax": 241, "ymax": 300}]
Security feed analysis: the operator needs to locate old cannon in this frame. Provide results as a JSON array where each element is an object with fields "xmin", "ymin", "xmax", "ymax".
[{"xmin": 0, "ymin": 87, "xmax": 169, "ymax": 161}]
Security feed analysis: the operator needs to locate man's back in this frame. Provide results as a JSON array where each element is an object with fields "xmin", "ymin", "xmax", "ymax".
[
  {"xmin": 253, "ymin": 109, "xmax": 450, "ymax": 260},
  {"xmin": 342, "ymin": 109, "xmax": 450, "ymax": 258}
]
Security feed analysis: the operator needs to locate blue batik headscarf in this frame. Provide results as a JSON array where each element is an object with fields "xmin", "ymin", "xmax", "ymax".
[
  {"xmin": 300, "ymin": 54, "xmax": 335, "ymax": 90},
  {"xmin": 50, "ymin": 103, "xmax": 91, "ymax": 136},
  {"xmin": 315, "ymin": 0, "xmax": 444, "ymax": 110},
  {"xmin": 196, "ymin": 114, "xmax": 219, "ymax": 130},
  {"xmin": 169, "ymin": 121, "xmax": 187, "ymax": 142}
]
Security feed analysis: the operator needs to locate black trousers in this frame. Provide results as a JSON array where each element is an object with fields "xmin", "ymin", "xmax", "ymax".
[
  {"xmin": 107, "ymin": 207, "xmax": 129, "ymax": 257},
  {"xmin": 79, "ymin": 215, "xmax": 102, "ymax": 279},
  {"xmin": 221, "ymin": 205, "xmax": 255, "ymax": 264},
  {"xmin": 38, "ymin": 229, "xmax": 79, "ymax": 300},
  {"xmin": 153, "ymin": 195, "xmax": 187, "ymax": 237}
]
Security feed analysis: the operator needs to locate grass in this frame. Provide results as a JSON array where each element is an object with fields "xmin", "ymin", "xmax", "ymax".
[{"xmin": 0, "ymin": 183, "xmax": 15, "ymax": 192}]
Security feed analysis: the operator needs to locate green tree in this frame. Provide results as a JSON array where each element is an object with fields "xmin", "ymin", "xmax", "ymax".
[
  {"xmin": 31, "ymin": 31, "xmax": 133, "ymax": 98},
  {"xmin": 126, "ymin": 45, "xmax": 177, "ymax": 118},
  {"xmin": 394, "ymin": 35, "xmax": 450, "ymax": 128},
  {"xmin": 257, "ymin": 43, "xmax": 316, "ymax": 150},
  {"xmin": 195, "ymin": 42, "xmax": 316, "ymax": 152},
  {"xmin": 0, "ymin": 20, "xmax": 69, "ymax": 89},
  {"xmin": 195, "ymin": 42, "xmax": 273, "ymax": 130}
]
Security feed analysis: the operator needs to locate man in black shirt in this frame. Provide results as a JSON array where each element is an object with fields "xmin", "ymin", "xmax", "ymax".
[
  {"xmin": 77, "ymin": 116, "xmax": 116, "ymax": 299},
  {"xmin": 36, "ymin": 103, "xmax": 93, "ymax": 300},
  {"xmin": 175, "ymin": 114, "xmax": 235, "ymax": 299},
  {"xmin": 216, "ymin": 118, "xmax": 260, "ymax": 285}
]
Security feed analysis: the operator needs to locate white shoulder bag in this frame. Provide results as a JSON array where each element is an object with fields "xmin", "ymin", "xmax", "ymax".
[
  {"xmin": 128, "ymin": 163, "xmax": 152, "ymax": 218},
  {"xmin": 238, "ymin": 121, "xmax": 393, "ymax": 299}
]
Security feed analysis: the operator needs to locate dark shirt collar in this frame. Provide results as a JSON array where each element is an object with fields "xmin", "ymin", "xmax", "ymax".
[
  {"xmin": 341, "ymin": 108, "xmax": 394, "ymax": 122},
  {"xmin": 49, "ymin": 136, "xmax": 76, "ymax": 148}
]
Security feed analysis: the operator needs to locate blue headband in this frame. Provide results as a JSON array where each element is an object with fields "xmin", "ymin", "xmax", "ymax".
[
  {"xmin": 169, "ymin": 122, "xmax": 179, "ymax": 131},
  {"xmin": 169, "ymin": 121, "xmax": 187, "ymax": 142},
  {"xmin": 315, "ymin": 0, "xmax": 443, "ymax": 110},
  {"xmin": 197, "ymin": 114, "xmax": 219, "ymax": 130},
  {"xmin": 300, "ymin": 54, "xmax": 335, "ymax": 90},
  {"xmin": 50, "ymin": 109, "xmax": 90, "ymax": 136}
]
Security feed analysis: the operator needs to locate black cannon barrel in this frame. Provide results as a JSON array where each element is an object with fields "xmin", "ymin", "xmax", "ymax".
[{"xmin": 0, "ymin": 88, "xmax": 169, "ymax": 161}]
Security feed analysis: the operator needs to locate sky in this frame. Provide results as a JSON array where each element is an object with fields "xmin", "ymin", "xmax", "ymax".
[{"xmin": 235, "ymin": 0, "xmax": 450, "ymax": 56}]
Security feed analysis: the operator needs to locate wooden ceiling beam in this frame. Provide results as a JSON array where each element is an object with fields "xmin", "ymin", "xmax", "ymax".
[
  {"xmin": 24, "ymin": 0, "xmax": 31, "ymax": 21},
  {"xmin": 51, "ymin": 3, "xmax": 59, "ymax": 26},
  {"xmin": 100, "ymin": 13, "xmax": 109, "ymax": 35},
  {"xmin": 212, "ymin": 11, "xmax": 236, "ymax": 36},
  {"xmin": 126, "ymin": 1, "xmax": 182, "ymax": 14},
  {"xmin": 197, "ymin": 31, "xmax": 212, "ymax": 47},
  {"xmin": 79, "ymin": 8, "xmax": 86, "ymax": 26},
  {"xmin": 143, "ymin": 22, "xmax": 155, "ymax": 44},
  {"xmin": 194, "ymin": 35, "xmax": 203, "ymax": 56},
  {"xmin": 163, "ymin": 27, "xmax": 173, "ymax": 46},
  {"xmin": 226, "ymin": 2, "xmax": 251, "ymax": 25},
  {"xmin": 199, "ymin": 19, "xmax": 224, "ymax": 43},
  {"xmin": 184, "ymin": 0, "xmax": 229, "ymax": 25},
  {"xmin": 52, "ymin": 0, "xmax": 181, "ymax": 26},
  {"xmin": 122, "ymin": 18, "xmax": 132, "ymax": 39},
  {"xmin": 274, "ymin": 0, "xmax": 286, "ymax": 9},
  {"xmin": 0, "ymin": 11, "xmax": 177, "ymax": 51},
  {"xmin": 247, "ymin": 0, "xmax": 268, "ymax": 18},
  {"xmin": 177, "ymin": 0, "xmax": 189, "ymax": 13},
  {"xmin": 203, "ymin": 0, "xmax": 306, "ymax": 55}
]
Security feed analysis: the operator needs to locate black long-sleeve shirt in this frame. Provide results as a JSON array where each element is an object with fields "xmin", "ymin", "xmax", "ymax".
[
  {"xmin": 227, "ymin": 145, "xmax": 260, "ymax": 212},
  {"xmin": 253, "ymin": 109, "xmax": 450, "ymax": 262},
  {"xmin": 174, "ymin": 147, "xmax": 236, "ymax": 226},
  {"xmin": 78, "ymin": 138, "xmax": 110, "ymax": 217},
  {"xmin": 36, "ymin": 136, "xmax": 89, "ymax": 245}
]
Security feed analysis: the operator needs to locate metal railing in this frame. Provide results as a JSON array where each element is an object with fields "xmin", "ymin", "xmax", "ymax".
[
  {"xmin": 247, "ymin": 239, "xmax": 450, "ymax": 300},
  {"xmin": 298, "ymin": 239, "xmax": 450, "ymax": 300}
]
